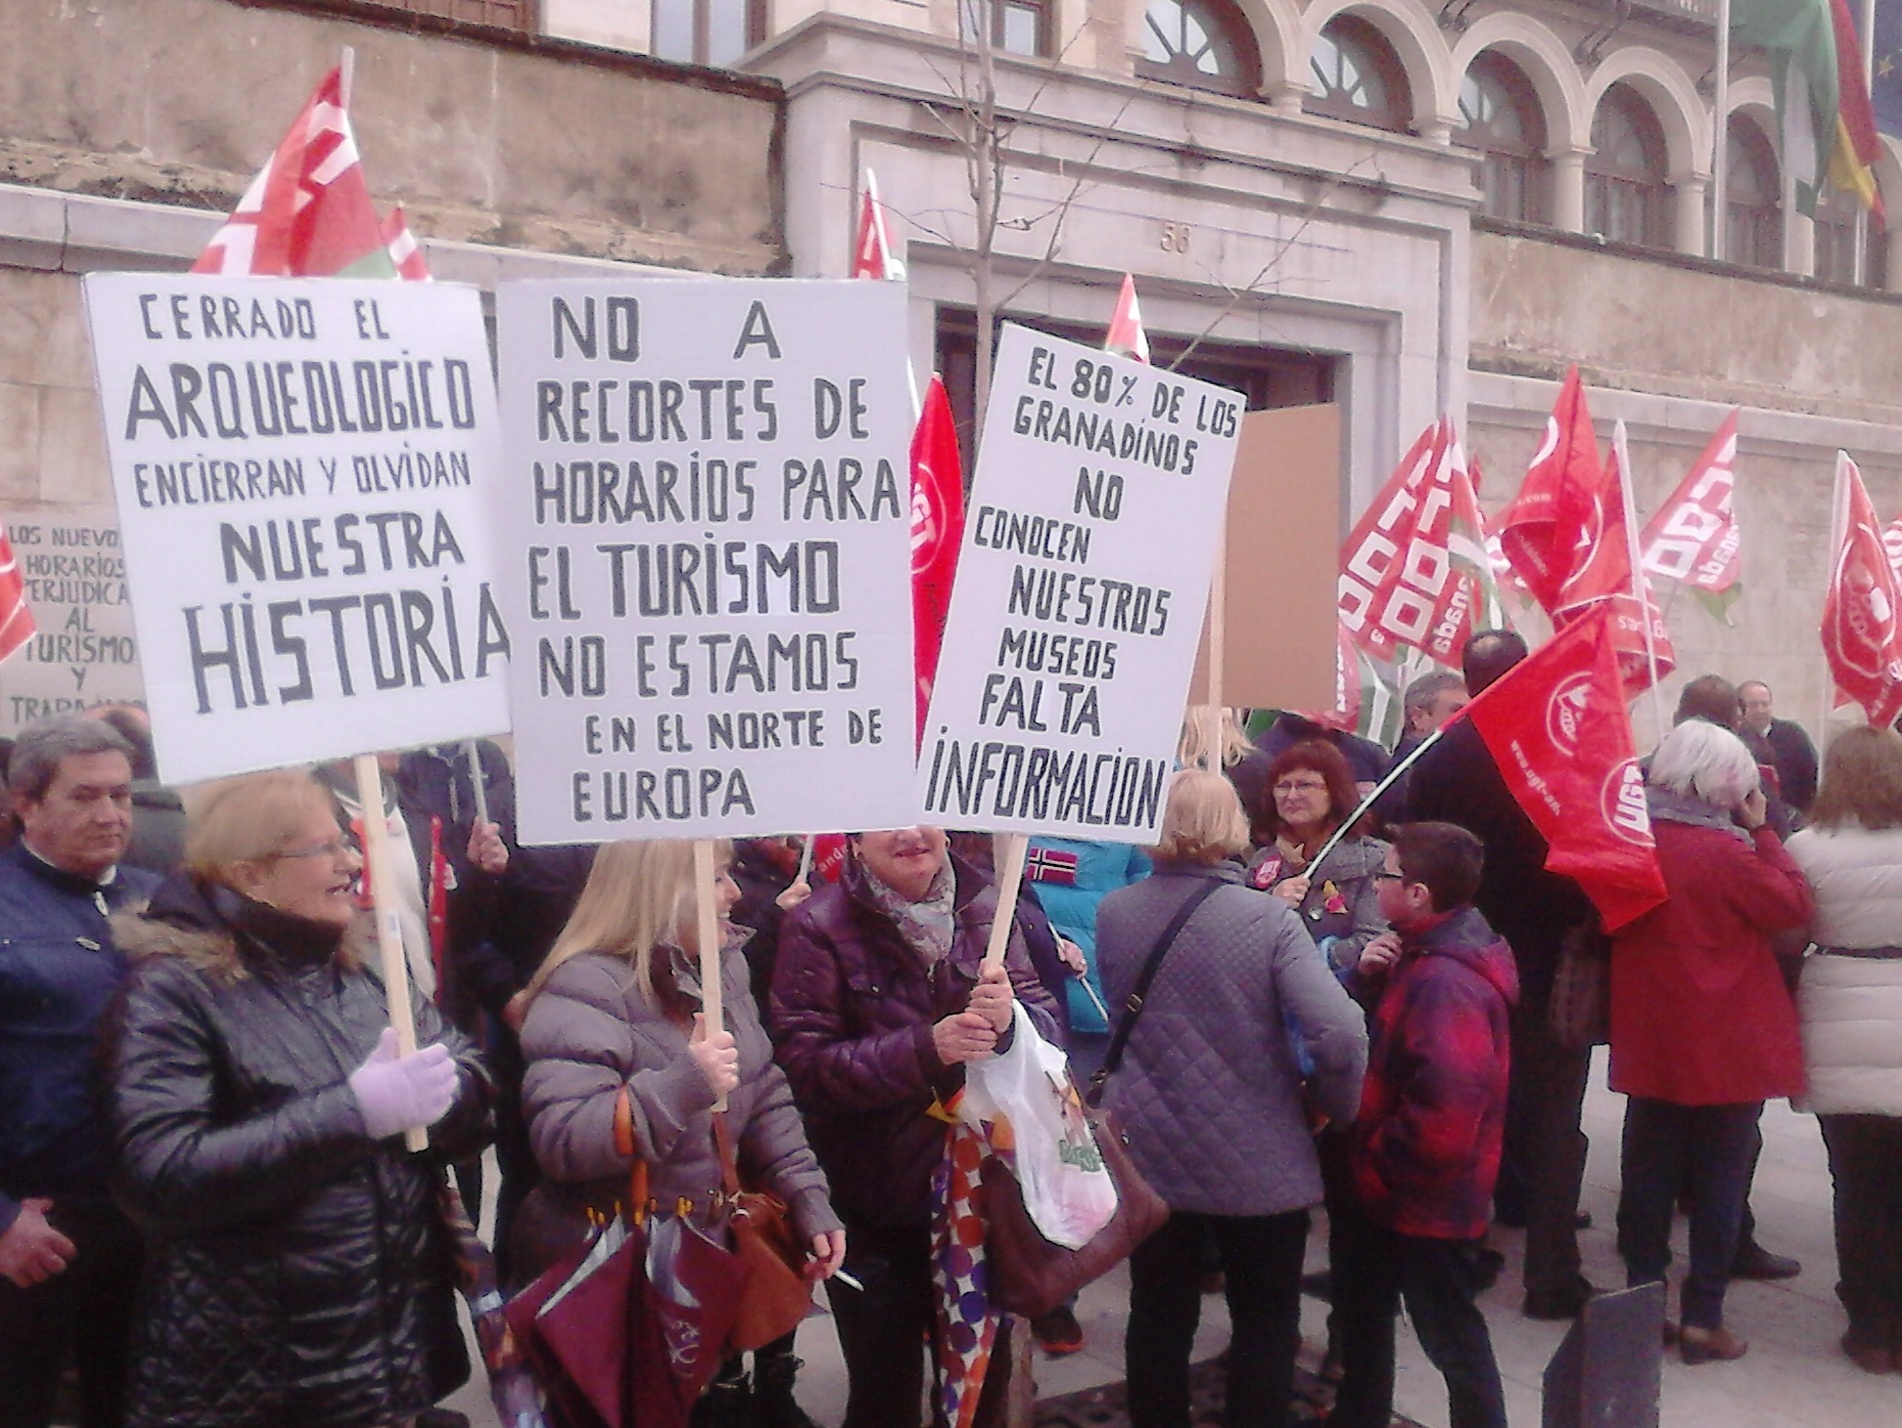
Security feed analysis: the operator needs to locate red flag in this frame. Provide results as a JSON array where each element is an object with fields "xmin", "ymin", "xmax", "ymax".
[
  {"xmin": 381, "ymin": 205, "xmax": 432, "ymax": 281},
  {"xmin": 193, "ymin": 66, "xmax": 396, "ymax": 278},
  {"xmin": 1458, "ymin": 605, "xmax": 1667, "ymax": 931},
  {"xmin": 1828, "ymin": 0, "xmax": 1885, "ymax": 222},
  {"xmin": 1496, "ymin": 367, "xmax": 1604, "ymax": 617},
  {"xmin": 0, "ymin": 517, "xmax": 35, "ymax": 666},
  {"xmin": 1339, "ymin": 418, "xmax": 1504, "ymax": 665},
  {"xmin": 911, "ymin": 375, "xmax": 964, "ymax": 748},
  {"xmin": 850, "ymin": 170, "xmax": 905, "ymax": 281},
  {"xmin": 1639, "ymin": 410, "xmax": 1742, "ymax": 623},
  {"xmin": 1556, "ymin": 447, "xmax": 1676, "ymax": 695},
  {"xmin": 1822, "ymin": 455, "xmax": 1902, "ymax": 725},
  {"xmin": 1104, "ymin": 274, "xmax": 1151, "ymax": 364},
  {"xmin": 1882, "ymin": 514, "xmax": 1902, "ymax": 586}
]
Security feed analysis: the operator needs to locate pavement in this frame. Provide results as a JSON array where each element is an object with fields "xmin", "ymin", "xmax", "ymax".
[{"xmin": 449, "ymin": 1050, "xmax": 1902, "ymax": 1428}]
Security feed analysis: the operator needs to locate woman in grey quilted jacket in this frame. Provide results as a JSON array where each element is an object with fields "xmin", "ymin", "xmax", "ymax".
[
  {"xmin": 516, "ymin": 838, "xmax": 845, "ymax": 1411},
  {"xmin": 1097, "ymin": 770, "xmax": 1368, "ymax": 1428}
]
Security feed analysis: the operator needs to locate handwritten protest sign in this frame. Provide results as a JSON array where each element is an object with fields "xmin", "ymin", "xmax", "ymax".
[
  {"xmin": 493, "ymin": 279, "xmax": 919, "ymax": 844},
  {"xmin": 82, "ymin": 275, "xmax": 509, "ymax": 784},
  {"xmin": 0, "ymin": 506, "xmax": 144, "ymax": 732},
  {"xmin": 921, "ymin": 324, "xmax": 1243, "ymax": 841}
]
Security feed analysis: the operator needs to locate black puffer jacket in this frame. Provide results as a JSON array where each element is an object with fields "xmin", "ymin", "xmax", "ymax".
[{"xmin": 103, "ymin": 875, "xmax": 493, "ymax": 1428}]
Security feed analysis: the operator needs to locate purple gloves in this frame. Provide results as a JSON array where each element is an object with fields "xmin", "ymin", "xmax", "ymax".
[{"xmin": 349, "ymin": 1028, "xmax": 459, "ymax": 1140}]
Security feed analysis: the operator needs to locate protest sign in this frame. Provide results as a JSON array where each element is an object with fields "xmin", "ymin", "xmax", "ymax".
[
  {"xmin": 492, "ymin": 278, "xmax": 920, "ymax": 844},
  {"xmin": 0, "ymin": 506, "xmax": 144, "ymax": 732},
  {"xmin": 82, "ymin": 274, "xmax": 509, "ymax": 785},
  {"xmin": 922, "ymin": 324, "xmax": 1243, "ymax": 841}
]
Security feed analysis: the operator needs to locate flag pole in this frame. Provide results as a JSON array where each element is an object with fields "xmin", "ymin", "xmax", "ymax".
[
  {"xmin": 353, "ymin": 754, "xmax": 427, "ymax": 1153},
  {"xmin": 1711, "ymin": 0, "xmax": 1731, "ymax": 261},
  {"xmin": 1614, "ymin": 421, "xmax": 1668, "ymax": 745},
  {"xmin": 1855, "ymin": 0, "xmax": 1878, "ymax": 284},
  {"xmin": 339, "ymin": 45, "xmax": 355, "ymax": 108},
  {"xmin": 1822, "ymin": 451, "xmax": 1852, "ymax": 747},
  {"xmin": 461, "ymin": 741, "xmax": 490, "ymax": 828}
]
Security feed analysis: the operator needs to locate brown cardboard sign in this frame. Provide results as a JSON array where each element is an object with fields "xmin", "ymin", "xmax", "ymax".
[{"xmin": 1190, "ymin": 403, "xmax": 1339, "ymax": 710}]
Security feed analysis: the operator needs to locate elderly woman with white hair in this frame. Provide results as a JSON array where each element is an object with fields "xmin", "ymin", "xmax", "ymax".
[{"xmin": 1611, "ymin": 719, "xmax": 1812, "ymax": 1365}]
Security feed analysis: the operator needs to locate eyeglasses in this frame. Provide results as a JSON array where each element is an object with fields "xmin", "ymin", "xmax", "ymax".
[
  {"xmin": 1273, "ymin": 779, "xmax": 1328, "ymax": 795},
  {"xmin": 1374, "ymin": 870, "xmax": 1407, "ymax": 883}
]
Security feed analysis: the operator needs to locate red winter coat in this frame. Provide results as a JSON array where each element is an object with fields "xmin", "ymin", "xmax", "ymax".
[
  {"xmin": 1349, "ymin": 905, "xmax": 1518, "ymax": 1241},
  {"xmin": 1609, "ymin": 819, "xmax": 1812, "ymax": 1106}
]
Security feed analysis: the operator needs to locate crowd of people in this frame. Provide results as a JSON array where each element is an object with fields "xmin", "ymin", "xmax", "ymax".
[{"xmin": 0, "ymin": 635, "xmax": 1883, "ymax": 1428}]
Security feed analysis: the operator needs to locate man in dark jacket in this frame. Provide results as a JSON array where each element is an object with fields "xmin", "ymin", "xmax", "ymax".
[
  {"xmin": 771, "ymin": 828, "xmax": 1061, "ymax": 1428},
  {"xmin": 1331, "ymin": 822, "xmax": 1514, "ymax": 1428},
  {"xmin": 0, "ymin": 716, "xmax": 157, "ymax": 1428},
  {"xmin": 1738, "ymin": 680, "xmax": 1820, "ymax": 815},
  {"xmin": 1406, "ymin": 629, "xmax": 1599, "ymax": 1319}
]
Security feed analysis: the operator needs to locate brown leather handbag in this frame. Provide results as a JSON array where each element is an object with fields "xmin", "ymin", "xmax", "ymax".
[
  {"xmin": 713, "ymin": 1110, "xmax": 813, "ymax": 1351},
  {"xmin": 979, "ymin": 1101, "xmax": 1170, "ymax": 1320}
]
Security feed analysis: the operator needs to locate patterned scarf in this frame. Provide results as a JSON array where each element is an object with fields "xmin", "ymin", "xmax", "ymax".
[{"xmin": 862, "ymin": 859, "xmax": 956, "ymax": 965}]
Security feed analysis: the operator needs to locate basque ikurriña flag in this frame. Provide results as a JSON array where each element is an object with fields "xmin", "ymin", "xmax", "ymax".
[
  {"xmin": 1456, "ymin": 604, "xmax": 1666, "ymax": 931},
  {"xmin": 193, "ymin": 66, "xmax": 396, "ymax": 278},
  {"xmin": 1822, "ymin": 452, "xmax": 1902, "ymax": 725},
  {"xmin": 0, "ymin": 517, "xmax": 35, "ymax": 666},
  {"xmin": 1639, "ymin": 410, "xmax": 1744, "ymax": 625}
]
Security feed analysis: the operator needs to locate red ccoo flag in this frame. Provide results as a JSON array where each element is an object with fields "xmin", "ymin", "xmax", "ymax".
[
  {"xmin": 911, "ymin": 375, "xmax": 965, "ymax": 748},
  {"xmin": 850, "ymin": 170, "xmax": 905, "ymax": 281},
  {"xmin": 1639, "ymin": 410, "xmax": 1743, "ymax": 624},
  {"xmin": 1456, "ymin": 604, "xmax": 1667, "ymax": 931},
  {"xmin": 193, "ymin": 66, "xmax": 396, "ymax": 278},
  {"xmin": 1104, "ymin": 274, "xmax": 1151, "ymax": 364},
  {"xmin": 0, "ymin": 517, "xmax": 35, "ymax": 666},
  {"xmin": 381, "ymin": 205, "xmax": 432, "ymax": 281},
  {"xmin": 1496, "ymin": 367, "xmax": 1604, "ymax": 617},
  {"xmin": 1822, "ymin": 453, "xmax": 1902, "ymax": 725}
]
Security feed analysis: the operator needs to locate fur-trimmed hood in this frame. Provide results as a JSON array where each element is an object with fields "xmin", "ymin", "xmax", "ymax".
[{"xmin": 111, "ymin": 872, "xmax": 367, "ymax": 985}]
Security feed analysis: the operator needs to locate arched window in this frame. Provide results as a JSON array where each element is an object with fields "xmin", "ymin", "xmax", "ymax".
[
  {"xmin": 1814, "ymin": 186, "xmax": 1887, "ymax": 288},
  {"xmin": 1585, "ymin": 85, "xmax": 1670, "ymax": 247},
  {"xmin": 1306, "ymin": 14, "xmax": 1412, "ymax": 132},
  {"xmin": 1456, "ymin": 52, "xmax": 1550, "ymax": 224},
  {"xmin": 1723, "ymin": 117, "xmax": 1781, "ymax": 270},
  {"xmin": 1138, "ymin": 0, "xmax": 1262, "ymax": 97}
]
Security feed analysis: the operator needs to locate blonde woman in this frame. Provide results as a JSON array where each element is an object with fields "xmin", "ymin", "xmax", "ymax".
[
  {"xmin": 515, "ymin": 840, "xmax": 844, "ymax": 1413},
  {"xmin": 1177, "ymin": 706, "xmax": 1273, "ymax": 844},
  {"xmin": 105, "ymin": 768, "xmax": 491, "ymax": 1428}
]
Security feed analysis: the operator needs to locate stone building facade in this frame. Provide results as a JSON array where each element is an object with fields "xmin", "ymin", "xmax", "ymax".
[{"xmin": 5, "ymin": 0, "xmax": 1900, "ymax": 739}]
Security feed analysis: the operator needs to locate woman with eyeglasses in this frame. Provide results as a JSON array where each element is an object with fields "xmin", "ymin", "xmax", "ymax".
[
  {"xmin": 103, "ymin": 768, "xmax": 494, "ymax": 1428},
  {"xmin": 1248, "ymin": 740, "xmax": 1390, "ymax": 978}
]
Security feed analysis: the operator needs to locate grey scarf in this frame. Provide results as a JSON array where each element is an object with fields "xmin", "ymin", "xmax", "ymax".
[
  {"xmin": 1645, "ymin": 784, "xmax": 1750, "ymax": 843},
  {"xmin": 863, "ymin": 859, "xmax": 956, "ymax": 965}
]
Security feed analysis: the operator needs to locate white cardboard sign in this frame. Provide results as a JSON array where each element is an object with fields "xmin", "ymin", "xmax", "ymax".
[
  {"xmin": 493, "ymin": 279, "xmax": 920, "ymax": 844},
  {"xmin": 82, "ymin": 275, "xmax": 510, "ymax": 786},
  {"xmin": 920, "ymin": 324, "xmax": 1243, "ymax": 841}
]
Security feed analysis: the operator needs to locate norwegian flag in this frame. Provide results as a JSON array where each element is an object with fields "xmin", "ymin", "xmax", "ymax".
[
  {"xmin": 1822, "ymin": 453, "xmax": 1902, "ymax": 726},
  {"xmin": 850, "ymin": 169, "xmax": 906, "ymax": 281},
  {"xmin": 1496, "ymin": 367, "xmax": 1605, "ymax": 618},
  {"xmin": 193, "ymin": 65, "xmax": 396, "ymax": 278},
  {"xmin": 381, "ymin": 204, "xmax": 432, "ymax": 281},
  {"xmin": 1338, "ymin": 417, "xmax": 1507, "ymax": 667},
  {"xmin": 1104, "ymin": 273, "xmax": 1151, "ymax": 364},
  {"xmin": 1456, "ymin": 604, "xmax": 1666, "ymax": 931},
  {"xmin": 1638, "ymin": 410, "xmax": 1743, "ymax": 625},
  {"xmin": 0, "ymin": 517, "xmax": 34, "ymax": 666},
  {"xmin": 1023, "ymin": 845, "xmax": 1079, "ymax": 886}
]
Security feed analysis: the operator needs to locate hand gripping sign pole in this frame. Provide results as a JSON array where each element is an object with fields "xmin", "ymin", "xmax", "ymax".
[{"xmin": 353, "ymin": 754, "xmax": 429, "ymax": 1153}]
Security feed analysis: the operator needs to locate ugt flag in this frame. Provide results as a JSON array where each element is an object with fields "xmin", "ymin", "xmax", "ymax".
[
  {"xmin": 1458, "ymin": 604, "xmax": 1667, "ymax": 931},
  {"xmin": 193, "ymin": 65, "xmax": 396, "ymax": 278},
  {"xmin": 1822, "ymin": 452, "xmax": 1902, "ymax": 725},
  {"xmin": 1496, "ymin": 367, "xmax": 1606, "ymax": 618}
]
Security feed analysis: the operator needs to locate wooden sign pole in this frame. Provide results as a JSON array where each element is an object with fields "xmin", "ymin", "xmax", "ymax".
[
  {"xmin": 352, "ymin": 753, "xmax": 427, "ymax": 1152},
  {"xmin": 693, "ymin": 839, "xmax": 727, "ymax": 1111},
  {"xmin": 982, "ymin": 832, "xmax": 1028, "ymax": 969}
]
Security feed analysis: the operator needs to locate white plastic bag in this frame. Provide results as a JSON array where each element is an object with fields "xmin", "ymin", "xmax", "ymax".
[{"xmin": 961, "ymin": 1002, "xmax": 1118, "ymax": 1249}]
